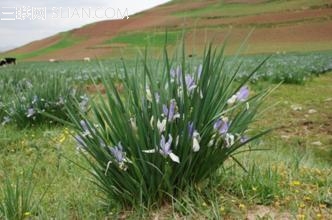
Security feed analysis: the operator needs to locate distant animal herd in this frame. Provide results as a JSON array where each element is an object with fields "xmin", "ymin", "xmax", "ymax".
[{"xmin": 0, "ymin": 57, "xmax": 16, "ymax": 66}]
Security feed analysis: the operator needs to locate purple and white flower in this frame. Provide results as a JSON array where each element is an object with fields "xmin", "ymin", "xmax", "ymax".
[
  {"xmin": 157, "ymin": 118, "xmax": 167, "ymax": 133},
  {"xmin": 26, "ymin": 107, "xmax": 36, "ymax": 118},
  {"xmin": 143, "ymin": 134, "xmax": 180, "ymax": 163},
  {"xmin": 236, "ymin": 86, "xmax": 249, "ymax": 102},
  {"xmin": 170, "ymin": 66, "xmax": 182, "ymax": 84},
  {"xmin": 227, "ymin": 86, "xmax": 250, "ymax": 105},
  {"xmin": 106, "ymin": 142, "xmax": 129, "ymax": 172},
  {"xmin": 188, "ymin": 122, "xmax": 200, "ymax": 152},
  {"xmin": 162, "ymin": 99, "xmax": 180, "ymax": 121},
  {"xmin": 192, "ymin": 131, "xmax": 201, "ymax": 152},
  {"xmin": 213, "ymin": 117, "xmax": 229, "ymax": 135},
  {"xmin": 185, "ymin": 75, "xmax": 197, "ymax": 92}
]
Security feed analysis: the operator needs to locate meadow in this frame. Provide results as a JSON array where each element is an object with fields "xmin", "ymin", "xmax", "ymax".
[{"xmin": 0, "ymin": 48, "xmax": 331, "ymax": 219}]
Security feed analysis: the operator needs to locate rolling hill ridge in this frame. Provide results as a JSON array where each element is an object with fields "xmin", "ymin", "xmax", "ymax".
[{"xmin": 3, "ymin": 0, "xmax": 332, "ymax": 61}]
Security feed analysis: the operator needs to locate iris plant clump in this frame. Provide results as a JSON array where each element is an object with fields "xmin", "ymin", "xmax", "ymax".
[
  {"xmin": 1, "ymin": 74, "xmax": 87, "ymax": 128},
  {"xmin": 69, "ymin": 45, "xmax": 270, "ymax": 207}
]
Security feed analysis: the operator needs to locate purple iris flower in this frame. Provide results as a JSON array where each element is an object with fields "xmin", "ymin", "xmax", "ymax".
[
  {"xmin": 26, "ymin": 107, "xmax": 36, "ymax": 118},
  {"xmin": 170, "ymin": 66, "xmax": 182, "ymax": 83},
  {"xmin": 80, "ymin": 120, "xmax": 94, "ymax": 136},
  {"xmin": 188, "ymin": 121, "xmax": 194, "ymax": 137},
  {"xmin": 163, "ymin": 99, "xmax": 179, "ymax": 121},
  {"xmin": 159, "ymin": 134, "xmax": 172, "ymax": 157},
  {"xmin": 185, "ymin": 75, "xmax": 197, "ymax": 92},
  {"xmin": 213, "ymin": 118, "xmax": 229, "ymax": 134},
  {"xmin": 75, "ymin": 135, "xmax": 87, "ymax": 149},
  {"xmin": 80, "ymin": 120, "xmax": 89, "ymax": 131},
  {"xmin": 109, "ymin": 143, "xmax": 126, "ymax": 163},
  {"xmin": 236, "ymin": 86, "xmax": 249, "ymax": 102}
]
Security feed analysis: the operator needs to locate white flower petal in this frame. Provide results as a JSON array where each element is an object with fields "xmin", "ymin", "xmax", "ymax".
[
  {"xmin": 227, "ymin": 95, "xmax": 237, "ymax": 105},
  {"xmin": 225, "ymin": 133, "xmax": 235, "ymax": 147},
  {"xmin": 193, "ymin": 138, "xmax": 200, "ymax": 152},
  {"xmin": 169, "ymin": 153, "xmax": 180, "ymax": 163},
  {"xmin": 146, "ymin": 88, "xmax": 152, "ymax": 102},
  {"xmin": 150, "ymin": 116, "xmax": 154, "ymax": 127},
  {"xmin": 142, "ymin": 149, "xmax": 156, "ymax": 153},
  {"xmin": 157, "ymin": 119, "xmax": 167, "ymax": 133}
]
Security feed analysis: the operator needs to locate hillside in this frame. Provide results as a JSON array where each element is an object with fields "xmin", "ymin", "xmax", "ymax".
[{"xmin": 3, "ymin": 0, "xmax": 332, "ymax": 61}]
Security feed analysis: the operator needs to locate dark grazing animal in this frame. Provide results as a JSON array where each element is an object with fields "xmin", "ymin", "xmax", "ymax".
[
  {"xmin": 0, "ymin": 57, "xmax": 16, "ymax": 66},
  {"xmin": 0, "ymin": 59, "xmax": 6, "ymax": 66},
  {"xmin": 4, "ymin": 57, "xmax": 16, "ymax": 65}
]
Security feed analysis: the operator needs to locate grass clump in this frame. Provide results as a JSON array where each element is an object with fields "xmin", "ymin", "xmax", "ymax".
[
  {"xmin": 1, "ymin": 73, "xmax": 87, "ymax": 129},
  {"xmin": 67, "ymin": 43, "xmax": 272, "ymax": 209}
]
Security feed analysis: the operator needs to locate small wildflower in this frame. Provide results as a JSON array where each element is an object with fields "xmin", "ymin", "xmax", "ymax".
[
  {"xmin": 213, "ymin": 117, "xmax": 229, "ymax": 134},
  {"xmin": 219, "ymin": 206, "xmax": 225, "ymax": 213},
  {"xmin": 23, "ymin": 211, "xmax": 31, "ymax": 217},
  {"xmin": 157, "ymin": 118, "xmax": 167, "ymax": 134},
  {"xmin": 227, "ymin": 95, "xmax": 237, "ymax": 105},
  {"xmin": 80, "ymin": 120, "xmax": 93, "ymax": 136},
  {"xmin": 170, "ymin": 66, "xmax": 182, "ymax": 84},
  {"xmin": 162, "ymin": 99, "xmax": 180, "ymax": 122},
  {"xmin": 59, "ymin": 134, "xmax": 66, "ymax": 144},
  {"xmin": 192, "ymin": 131, "xmax": 201, "ymax": 152},
  {"xmin": 185, "ymin": 74, "xmax": 197, "ymax": 92},
  {"xmin": 26, "ymin": 107, "xmax": 36, "ymax": 118},
  {"xmin": 188, "ymin": 122, "xmax": 194, "ymax": 137},
  {"xmin": 75, "ymin": 135, "xmax": 87, "ymax": 149},
  {"xmin": 291, "ymin": 180, "xmax": 301, "ymax": 186},
  {"xmin": 236, "ymin": 86, "xmax": 249, "ymax": 102},
  {"xmin": 225, "ymin": 133, "xmax": 234, "ymax": 147},
  {"xmin": 188, "ymin": 122, "xmax": 200, "ymax": 152},
  {"xmin": 143, "ymin": 134, "xmax": 180, "ymax": 163},
  {"xmin": 227, "ymin": 86, "xmax": 249, "ymax": 105},
  {"xmin": 106, "ymin": 142, "xmax": 128, "ymax": 173},
  {"xmin": 239, "ymin": 203, "xmax": 246, "ymax": 209}
]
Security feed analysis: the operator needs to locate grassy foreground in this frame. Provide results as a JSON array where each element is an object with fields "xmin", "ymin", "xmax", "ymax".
[{"xmin": 0, "ymin": 69, "xmax": 331, "ymax": 218}]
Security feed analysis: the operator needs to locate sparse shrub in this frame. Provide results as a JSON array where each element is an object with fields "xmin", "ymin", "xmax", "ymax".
[{"xmin": 67, "ymin": 44, "xmax": 271, "ymax": 208}]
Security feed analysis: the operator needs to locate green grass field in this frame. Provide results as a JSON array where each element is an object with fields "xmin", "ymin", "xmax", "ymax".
[
  {"xmin": 11, "ymin": 33, "xmax": 86, "ymax": 60},
  {"xmin": 0, "ymin": 48, "xmax": 331, "ymax": 218},
  {"xmin": 174, "ymin": 0, "xmax": 331, "ymax": 17}
]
